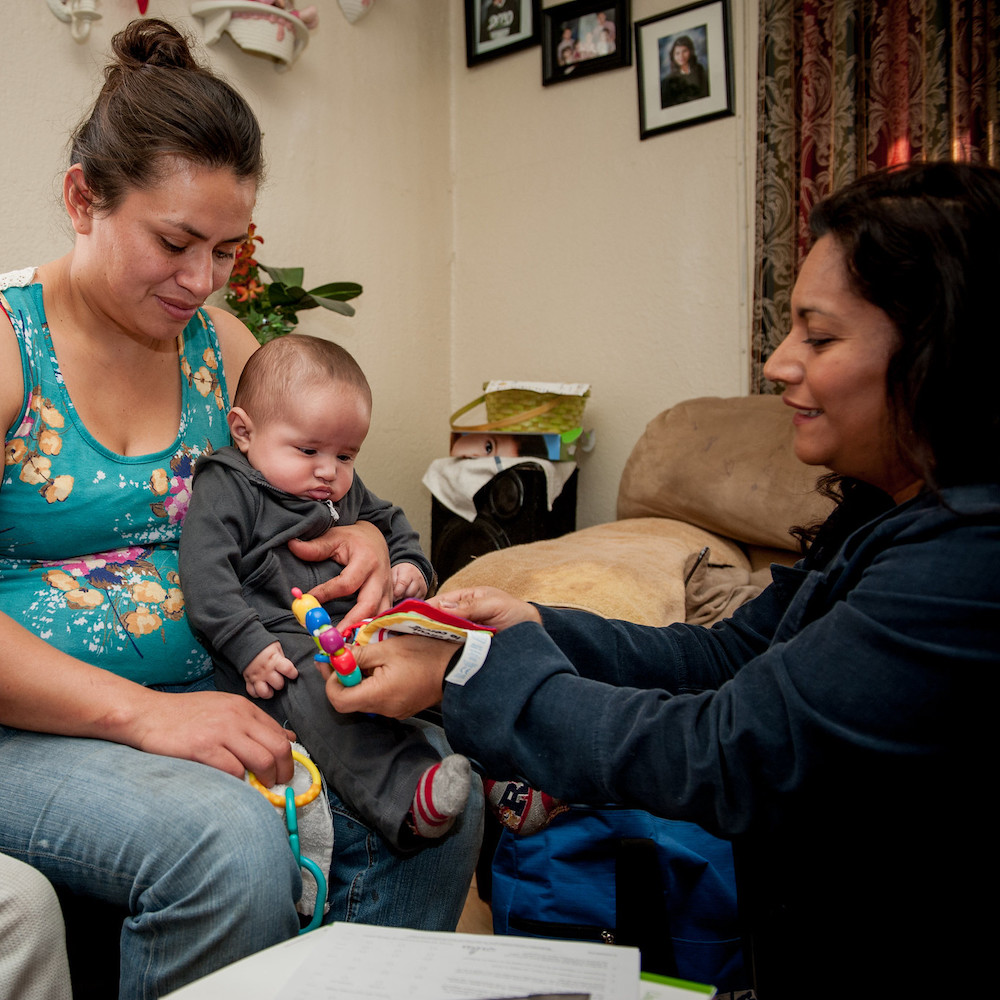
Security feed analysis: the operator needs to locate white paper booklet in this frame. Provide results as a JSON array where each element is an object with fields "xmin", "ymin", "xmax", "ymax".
[{"xmin": 164, "ymin": 923, "xmax": 640, "ymax": 1000}]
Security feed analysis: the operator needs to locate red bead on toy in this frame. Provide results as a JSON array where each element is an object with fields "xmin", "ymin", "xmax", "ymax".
[{"xmin": 291, "ymin": 587, "xmax": 362, "ymax": 686}]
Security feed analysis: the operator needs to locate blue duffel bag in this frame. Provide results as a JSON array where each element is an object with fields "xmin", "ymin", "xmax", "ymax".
[{"xmin": 490, "ymin": 806, "xmax": 746, "ymax": 992}]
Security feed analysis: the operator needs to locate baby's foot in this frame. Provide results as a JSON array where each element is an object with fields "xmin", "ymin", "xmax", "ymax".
[
  {"xmin": 484, "ymin": 778, "xmax": 570, "ymax": 835},
  {"xmin": 409, "ymin": 754, "xmax": 471, "ymax": 838}
]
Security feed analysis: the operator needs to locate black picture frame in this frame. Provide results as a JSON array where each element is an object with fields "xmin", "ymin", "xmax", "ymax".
[
  {"xmin": 634, "ymin": 0, "xmax": 733, "ymax": 139},
  {"xmin": 541, "ymin": 0, "xmax": 631, "ymax": 87},
  {"xmin": 466, "ymin": 0, "xmax": 542, "ymax": 68}
]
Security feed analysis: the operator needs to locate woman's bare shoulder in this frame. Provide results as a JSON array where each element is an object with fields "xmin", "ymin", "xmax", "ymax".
[{"xmin": 205, "ymin": 305, "xmax": 259, "ymax": 392}]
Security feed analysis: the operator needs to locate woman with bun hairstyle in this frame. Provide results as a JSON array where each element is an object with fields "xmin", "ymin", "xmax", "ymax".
[{"xmin": 0, "ymin": 19, "xmax": 479, "ymax": 998}]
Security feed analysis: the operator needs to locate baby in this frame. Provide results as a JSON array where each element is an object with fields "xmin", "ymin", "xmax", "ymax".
[{"xmin": 180, "ymin": 334, "xmax": 470, "ymax": 849}]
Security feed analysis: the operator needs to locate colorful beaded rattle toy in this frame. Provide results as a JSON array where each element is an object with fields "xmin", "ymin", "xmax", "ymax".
[{"xmin": 290, "ymin": 587, "xmax": 362, "ymax": 686}]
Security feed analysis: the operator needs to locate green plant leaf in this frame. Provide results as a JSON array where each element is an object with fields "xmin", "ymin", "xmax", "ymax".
[
  {"xmin": 307, "ymin": 282, "xmax": 363, "ymax": 302},
  {"xmin": 259, "ymin": 263, "xmax": 304, "ymax": 286},
  {"xmin": 266, "ymin": 284, "xmax": 308, "ymax": 307},
  {"xmin": 231, "ymin": 246, "xmax": 362, "ymax": 341},
  {"xmin": 307, "ymin": 295, "xmax": 357, "ymax": 316}
]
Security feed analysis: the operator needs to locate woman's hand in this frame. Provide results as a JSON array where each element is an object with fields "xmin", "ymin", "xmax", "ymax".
[
  {"xmin": 429, "ymin": 586, "xmax": 542, "ymax": 632},
  {"xmin": 130, "ymin": 689, "xmax": 296, "ymax": 786},
  {"xmin": 321, "ymin": 634, "xmax": 455, "ymax": 720},
  {"xmin": 287, "ymin": 521, "xmax": 392, "ymax": 629},
  {"xmin": 321, "ymin": 587, "xmax": 538, "ymax": 719},
  {"xmin": 0, "ymin": 612, "xmax": 296, "ymax": 786}
]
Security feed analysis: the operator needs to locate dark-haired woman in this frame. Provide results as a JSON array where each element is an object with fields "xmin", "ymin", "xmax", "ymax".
[
  {"xmin": 660, "ymin": 34, "xmax": 708, "ymax": 108},
  {"xmin": 326, "ymin": 161, "xmax": 999, "ymax": 998},
  {"xmin": 0, "ymin": 19, "xmax": 479, "ymax": 998}
]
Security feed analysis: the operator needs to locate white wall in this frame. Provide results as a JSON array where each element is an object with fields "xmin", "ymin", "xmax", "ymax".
[
  {"xmin": 1, "ymin": 0, "xmax": 756, "ymax": 545},
  {"xmin": 450, "ymin": 0, "xmax": 758, "ymax": 529}
]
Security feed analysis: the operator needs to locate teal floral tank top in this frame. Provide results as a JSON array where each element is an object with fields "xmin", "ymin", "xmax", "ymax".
[{"xmin": 0, "ymin": 277, "xmax": 233, "ymax": 686}]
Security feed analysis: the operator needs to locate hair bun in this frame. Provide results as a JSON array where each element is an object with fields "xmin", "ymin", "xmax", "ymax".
[{"xmin": 110, "ymin": 17, "xmax": 199, "ymax": 73}]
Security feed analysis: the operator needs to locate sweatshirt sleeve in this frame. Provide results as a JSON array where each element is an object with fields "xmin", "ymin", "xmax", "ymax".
[
  {"xmin": 178, "ymin": 460, "xmax": 278, "ymax": 675},
  {"xmin": 351, "ymin": 474, "xmax": 434, "ymax": 587},
  {"xmin": 442, "ymin": 509, "xmax": 999, "ymax": 839}
]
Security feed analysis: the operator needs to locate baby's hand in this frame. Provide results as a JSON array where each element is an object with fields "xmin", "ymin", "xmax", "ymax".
[
  {"xmin": 244, "ymin": 641, "xmax": 299, "ymax": 699},
  {"xmin": 392, "ymin": 562, "xmax": 428, "ymax": 601}
]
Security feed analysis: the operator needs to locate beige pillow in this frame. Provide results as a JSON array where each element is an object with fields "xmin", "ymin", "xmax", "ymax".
[
  {"xmin": 617, "ymin": 395, "xmax": 834, "ymax": 552},
  {"xmin": 438, "ymin": 518, "xmax": 749, "ymax": 627}
]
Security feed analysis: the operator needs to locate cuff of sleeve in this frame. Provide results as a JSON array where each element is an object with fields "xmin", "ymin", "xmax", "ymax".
[{"xmin": 443, "ymin": 630, "xmax": 492, "ymax": 688}]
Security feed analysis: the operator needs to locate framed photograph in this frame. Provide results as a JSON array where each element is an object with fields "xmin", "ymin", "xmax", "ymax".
[
  {"xmin": 466, "ymin": 0, "xmax": 542, "ymax": 68},
  {"xmin": 542, "ymin": 0, "xmax": 631, "ymax": 87},
  {"xmin": 635, "ymin": 0, "xmax": 733, "ymax": 139}
]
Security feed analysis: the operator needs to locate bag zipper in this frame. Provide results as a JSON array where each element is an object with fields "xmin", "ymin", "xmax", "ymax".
[{"xmin": 509, "ymin": 915, "xmax": 615, "ymax": 945}]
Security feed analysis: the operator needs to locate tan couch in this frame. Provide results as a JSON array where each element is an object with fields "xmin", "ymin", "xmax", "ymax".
[{"xmin": 438, "ymin": 395, "xmax": 834, "ymax": 627}]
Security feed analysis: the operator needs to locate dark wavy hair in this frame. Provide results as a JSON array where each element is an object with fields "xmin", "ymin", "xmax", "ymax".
[
  {"xmin": 792, "ymin": 161, "xmax": 1000, "ymax": 560},
  {"xmin": 668, "ymin": 35, "xmax": 701, "ymax": 72},
  {"xmin": 70, "ymin": 18, "xmax": 265, "ymax": 213},
  {"xmin": 810, "ymin": 160, "xmax": 1000, "ymax": 491}
]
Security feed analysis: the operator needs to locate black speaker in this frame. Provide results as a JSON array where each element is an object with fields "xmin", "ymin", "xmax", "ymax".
[{"xmin": 431, "ymin": 463, "xmax": 578, "ymax": 585}]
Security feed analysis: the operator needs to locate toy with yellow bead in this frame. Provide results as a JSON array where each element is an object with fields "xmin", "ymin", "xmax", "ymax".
[{"xmin": 290, "ymin": 586, "xmax": 363, "ymax": 686}]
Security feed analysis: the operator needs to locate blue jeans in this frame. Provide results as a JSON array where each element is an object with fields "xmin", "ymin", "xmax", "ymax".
[
  {"xmin": 0, "ymin": 718, "xmax": 482, "ymax": 999},
  {"xmin": 321, "ymin": 717, "xmax": 484, "ymax": 929}
]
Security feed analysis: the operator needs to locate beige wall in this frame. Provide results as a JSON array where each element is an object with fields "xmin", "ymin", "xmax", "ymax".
[{"xmin": 1, "ymin": 0, "xmax": 757, "ymax": 546}]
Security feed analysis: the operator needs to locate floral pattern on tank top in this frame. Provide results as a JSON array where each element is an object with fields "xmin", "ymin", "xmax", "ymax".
[{"xmin": 0, "ymin": 281, "xmax": 233, "ymax": 685}]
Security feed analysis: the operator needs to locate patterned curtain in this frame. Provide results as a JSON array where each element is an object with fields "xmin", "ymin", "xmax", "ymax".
[{"xmin": 751, "ymin": 0, "xmax": 1000, "ymax": 392}]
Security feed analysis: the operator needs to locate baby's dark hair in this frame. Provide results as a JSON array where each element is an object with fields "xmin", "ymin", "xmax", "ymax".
[
  {"xmin": 70, "ymin": 18, "xmax": 265, "ymax": 213},
  {"xmin": 234, "ymin": 335, "xmax": 372, "ymax": 426}
]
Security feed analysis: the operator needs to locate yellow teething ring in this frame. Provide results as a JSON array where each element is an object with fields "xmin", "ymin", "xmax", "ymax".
[{"xmin": 248, "ymin": 750, "xmax": 322, "ymax": 808}]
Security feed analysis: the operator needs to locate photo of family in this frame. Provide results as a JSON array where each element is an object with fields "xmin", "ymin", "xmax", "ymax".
[
  {"xmin": 541, "ymin": 0, "xmax": 631, "ymax": 86},
  {"xmin": 556, "ymin": 8, "xmax": 617, "ymax": 68}
]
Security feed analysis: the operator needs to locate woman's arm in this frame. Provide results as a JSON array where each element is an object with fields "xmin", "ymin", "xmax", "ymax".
[
  {"xmin": 429, "ymin": 581, "xmax": 783, "ymax": 691},
  {"xmin": 336, "ymin": 504, "xmax": 997, "ymax": 839},
  {"xmin": 440, "ymin": 508, "xmax": 997, "ymax": 836},
  {"xmin": 0, "ymin": 610, "xmax": 294, "ymax": 785}
]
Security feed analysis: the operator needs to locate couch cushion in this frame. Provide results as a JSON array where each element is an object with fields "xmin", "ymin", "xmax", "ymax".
[
  {"xmin": 616, "ymin": 395, "xmax": 834, "ymax": 552},
  {"xmin": 437, "ymin": 518, "xmax": 750, "ymax": 627}
]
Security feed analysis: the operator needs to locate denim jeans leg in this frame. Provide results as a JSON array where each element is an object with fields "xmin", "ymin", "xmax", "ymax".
[
  {"xmin": 0, "ymin": 727, "xmax": 302, "ymax": 1000},
  {"xmin": 322, "ymin": 718, "xmax": 484, "ymax": 930}
]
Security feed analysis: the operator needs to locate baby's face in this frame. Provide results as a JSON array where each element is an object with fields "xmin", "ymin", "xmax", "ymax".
[
  {"xmin": 242, "ymin": 384, "xmax": 371, "ymax": 503},
  {"xmin": 450, "ymin": 433, "xmax": 521, "ymax": 458}
]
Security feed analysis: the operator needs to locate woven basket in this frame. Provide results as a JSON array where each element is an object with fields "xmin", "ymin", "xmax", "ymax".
[{"xmin": 450, "ymin": 383, "xmax": 589, "ymax": 434}]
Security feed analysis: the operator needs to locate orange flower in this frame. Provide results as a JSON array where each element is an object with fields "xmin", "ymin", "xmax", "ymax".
[
  {"xmin": 235, "ymin": 223, "xmax": 264, "ymax": 263},
  {"xmin": 229, "ymin": 257, "xmax": 251, "ymax": 279},
  {"xmin": 233, "ymin": 278, "xmax": 265, "ymax": 303}
]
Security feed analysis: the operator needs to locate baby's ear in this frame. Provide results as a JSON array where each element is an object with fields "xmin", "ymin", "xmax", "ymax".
[{"xmin": 227, "ymin": 407, "xmax": 254, "ymax": 452}]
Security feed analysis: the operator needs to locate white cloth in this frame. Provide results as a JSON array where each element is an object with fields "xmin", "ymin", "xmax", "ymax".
[
  {"xmin": 422, "ymin": 457, "xmax": 578, "ymax": 522},
  {"xmin": 0, "ymin": 853, "xmax": 72, "ymax": 1000},
  {"xmin": 0, "ymin": 267, "xmax": 37, "ymax": 291},
  {"xmin": 244, "ymin": 743, "xmax": 333, "ymax": 918}
]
